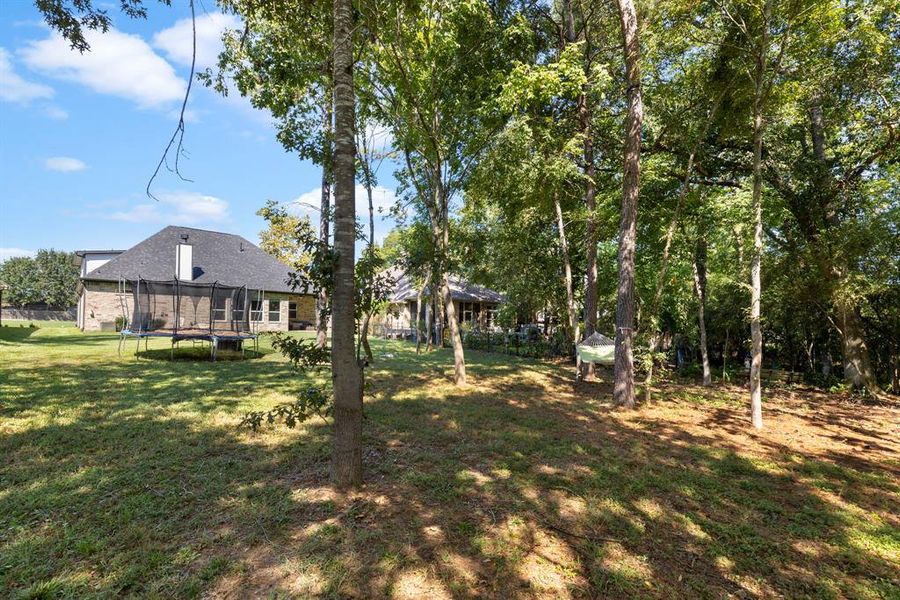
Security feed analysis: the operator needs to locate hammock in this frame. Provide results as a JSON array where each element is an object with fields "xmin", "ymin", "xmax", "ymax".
[{"xmin": 576, "ymin": 332, "xmax": 615, "ymax": 365}]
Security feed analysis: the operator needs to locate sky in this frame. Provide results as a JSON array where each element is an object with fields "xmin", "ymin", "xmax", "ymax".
[{"xmin": 0, "ymin": 1, "xmax": 400, "ymax": 262}]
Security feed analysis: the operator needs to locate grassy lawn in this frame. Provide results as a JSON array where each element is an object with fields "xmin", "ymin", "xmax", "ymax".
[{"xmin": 1, "ymin": 322, "xmax": 898, "ymax": 599}]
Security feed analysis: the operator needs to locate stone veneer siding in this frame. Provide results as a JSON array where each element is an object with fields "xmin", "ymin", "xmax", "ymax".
[{"xmin": 79, "ymin": 280, "xmax": 314, "ymax": 333}]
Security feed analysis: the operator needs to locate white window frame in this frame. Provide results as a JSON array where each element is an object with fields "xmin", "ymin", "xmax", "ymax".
[
  {"xmin": 250, "ymin": 299, "xmax": 263, "ymax": 322},
  {"xmin": 268, "ymin": 299, "xmax": 281, "ymax": 322}
]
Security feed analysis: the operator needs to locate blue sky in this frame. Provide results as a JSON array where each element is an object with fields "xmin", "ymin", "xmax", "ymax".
[{"xmin": 0, "ymin": 1, "xmax": 399, "ymax": 261}]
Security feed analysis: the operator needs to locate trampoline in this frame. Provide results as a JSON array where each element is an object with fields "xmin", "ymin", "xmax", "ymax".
[{"xmin": 118, "ymin": 278, "xmax": 260, "ymax": 361}]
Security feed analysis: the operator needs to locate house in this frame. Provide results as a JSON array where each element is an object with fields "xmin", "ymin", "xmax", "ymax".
[
  {"xmin": 382, "ymin": 268, "xmax": 504, "ymax": 340},
  {"xmin": 75, "ymin": 226, "xmax": 316, "ymax": 332}
]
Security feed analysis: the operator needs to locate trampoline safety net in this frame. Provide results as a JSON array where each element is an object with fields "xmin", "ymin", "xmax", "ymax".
[{"xmin": 129, "ymin": 278, "xmax": 257, "ymax": 337}]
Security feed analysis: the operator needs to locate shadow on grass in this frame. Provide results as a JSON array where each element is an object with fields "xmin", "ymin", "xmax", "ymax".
[
  {"xmin": 0, "ymin": 325, "xmax": 40, "ymax": 344},
  {"xmin": 2, "ymin": 336, "xmax": 897, "ymax": 598}
]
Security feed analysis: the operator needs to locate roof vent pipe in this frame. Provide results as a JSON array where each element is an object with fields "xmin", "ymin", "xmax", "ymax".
[{"xmin": 176, "ymin": 243, "xmax": 193, "ymax": 281}]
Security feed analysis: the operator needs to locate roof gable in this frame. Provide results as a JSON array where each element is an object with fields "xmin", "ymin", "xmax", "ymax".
[
  {"xmin": 389, "ymin": 268, "xmax": 503, "ymax": 304},
  {"xmin": 83, "ymin": 226, "xmax": 309, "ymax": 294}
]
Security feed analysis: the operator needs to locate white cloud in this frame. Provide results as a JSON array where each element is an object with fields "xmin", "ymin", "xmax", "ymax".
[
  {"xmin": 0, "ymin": 47, "xmax": 53, "ymax": 104},
  {"xmin": 288, "ymin": 185, "xmax": 399, "ymax": 245},
  {"xmin": 108, "ymin": 191, "xmax": 229, "ymax": 226},
  {"xmin": 42, "ymin": 105, "xmax": 68, "ymax": 119},
  {"xmin": 0, "ymin": 247, "xmax": 35, "ymax": 262},
  {"xmin": 20, "ymin": 28, "xmax": 185, "ymax": 108},
  {"xmin": 292, "ymin": 185, "xmax": 398, "ymax": 218},
  {"xmin": 45, "ymin": 156, "xmax": 87, "ymax": 172},
  {"xmin": 152, "ymin": 13, "xmax": 241, "ymax": 70}
]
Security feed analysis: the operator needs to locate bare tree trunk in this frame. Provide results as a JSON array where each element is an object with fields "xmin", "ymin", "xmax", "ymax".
[
  {"xmin": 554, "ymin": 194, "xmax": 579, "ymax": 348},
  {"xmin": 613, "ymin": 0, "xmax": 642, "ymax": 409},
  {"xmin": 836, "ymin": 300, "xmax": 879, "ymax": 391},
  {"xmin": 359, "ymin": 171, "xmax": 376, "ymax": 364},
  {"xmin": 360, "ymin": 314, "xmax": 373, "ymax": 362},
  {"xmin": 317, "ymin": 99, "xmax": 333, "ymax": 350},
  {"xmin": 425, "ymin": 281, "xmax": 434, "ymax": 352},
  {"xmin": 562, "ymin": 0, "xmax": 597, "ymax": 380},
  {"xmin": 723, "ymin": 328, "xmax": 729, "ymax": 380},
  {"xmin": 431, "ymin": 155, "xmax": 466, "ymax": 384},
  {"xmin": 433, "ymin": 281, "xmax": 443, "ymax": 351},
  {"xmin": 443, "ymin": 275, "xmax": 466, "ymax": 385},
  {"xmin": 692, "ymin": 236, "xmax": 711, "ymax": 386},
  {"xmin": 892, "ymin": 355, "xmax": 899, "ymax": 395},
  {"xmin": 748, "ymin": 0, "xmax": 771, "ymax": 430},
  {"xmin": 415, "ymin": 285, "xmax": 424, "ymax": 354},
  {"xmin": 642, "ymin": 103, "xmax": 718, "ymax": 402},
  {"xmin": 809, "ymin": 101, "xmax": 881, "ymax": 395},
  {"xmin": 331, "ymin": 0, "xmax": 363, "ymax": 488}
]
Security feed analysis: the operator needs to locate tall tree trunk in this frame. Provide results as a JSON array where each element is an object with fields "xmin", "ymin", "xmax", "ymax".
[
  {"xmin": 331, "ymin": 0, "xmax": 363, "ymax": 488},
  {"xmin": 433, "ymin": 281, "xmax": 443, "ymax": 351},
  {"xmin": 642, "ymin": 103, "xmax": 718, "ymax": 402},
  {"xmin": 432, "ymin": 156, "xmax": 466, "ymax": 385},
  {"xmin": 809, "ymin": 100, "xmax": 881, "ymax": 394},
  {"xmin": 425, "ymin": 280, "xmax": 434, "ymax": 352},
  {"xmin": 317, "ymin": 98, "xmax": 333, "ymax": 350},
  {"xmin": 554, "ymin": 194, "xmax": 579, "ymax": 348},
  {"xmin": 692, "ymin": 236, "xmax": 711, "ymax": 386},
  {"xmin": 443, "ymin": 274, "xmax": 466, "ymax": 385},
  {"xmin": 562, "ymin": 0, "xmax": 597, "ymax": 378},
  {"xmin": 359, "ymin": 172, "xmax": 376, "ymax": 364},
  {"xmin": 892, "ymin": 355, "xmax": 899, "ymax": 395},
  {"xmin": 360, "ymin": 313, "xmax": 373, "ymax": 363},
  {"xmin": 613, "ymin": 0, "xmax": 643, "ymax": 408},
  {"xmin": 748, "ymin": 0, "xmax": 771, "ymax": 430},
  {"xmin": 836, "ymin": 299, "xmax": 878, "ymax": 390},
  {"xmin": 415, "ymin": 285, "xmax": 424, "ymax": 354},
  {"xmin": 723, "ymin": 328, "xmax": 729, "ymax": 380}
]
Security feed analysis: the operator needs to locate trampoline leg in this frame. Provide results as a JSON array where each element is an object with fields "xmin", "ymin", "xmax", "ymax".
[
  {"xmin": 135, "ymin": 336, "xmax": 140, "ymax": 358},
  {"xmin": 211, "ymin": 337, "xmax": 218, "ymax": 362},
  {"xmin": 117, "ymin": 334, "xmax": 124, "ymax": 357},
  {"xmin": 171, "ymin": 339, "xmax": 175, "ymax": 361}
]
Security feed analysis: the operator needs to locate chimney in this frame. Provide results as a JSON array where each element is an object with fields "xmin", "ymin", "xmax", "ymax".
[{"xmin": 176, "ymin": 243, "xmax": 193, "ymax": 280}]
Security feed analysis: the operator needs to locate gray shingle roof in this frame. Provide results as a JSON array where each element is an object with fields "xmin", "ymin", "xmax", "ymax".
[
  {"xmin": 82, "ymin": 226, "xmax": 310, "ymax": 294},
  {"xmin": 389, "ymin": 267, "xmax": 503, "ymax": 304}
]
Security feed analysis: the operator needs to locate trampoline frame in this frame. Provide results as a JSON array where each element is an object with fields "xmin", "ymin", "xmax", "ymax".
[{"xmin": 117, "ymin": 277, "xmax": 262, "ymax": 361}]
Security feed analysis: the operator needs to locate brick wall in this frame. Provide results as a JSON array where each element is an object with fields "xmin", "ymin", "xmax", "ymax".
[
  {"xmin": 80, "ymin": 281, "xmax": 125, "ymax": 331},
  {"xmin": 292, "ymin": 294, "xmax": 316, "ymax": 322},
  {"xmin": 78, "ymin": 282, "xmax": 318, "ymax": 333}
]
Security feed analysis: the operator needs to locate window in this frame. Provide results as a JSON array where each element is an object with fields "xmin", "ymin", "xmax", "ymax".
[
  {"xmin": 289, "ymin": 301, "xmax": 298, "ymax": 320},
  {"xmin": 212, "ymin": 296, "xmax": 227, "ymax": 321},
  {"xmin": 268, "ymin": 299, "xmax": 281, "ymax": 322},
  {"xmin": 485, "ymin": 306, "xmax": 497, "ymax": 328},
  {"xmin": 250, "ymin": 300, "xmax": 263, "ymax": 322},
  {"xmin": 458, "ymin": 302, "xmax": 474, "ymax": 324}
]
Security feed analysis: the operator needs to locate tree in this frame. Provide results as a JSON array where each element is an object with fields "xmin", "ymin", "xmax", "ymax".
[
  {"xmin": 256, "ymin": 200, "xmax": 315, "ymax": 269},
  {"xmin": 34, "ymin": 250, "xmax": 79, "ymax": 309},
  {"xmin": 364, "ymin": 0, "xmax": 530, "ymax": 385},
  {"xmin": 612, "ymin": 0, "xmax": 643, "ymax": 408},
  {"xmin": 330, "ymin": 0, "xmax": 364, "ymax": 488},
  {"xmin": 0, "ymin": 256, "xmax": 41, "ymax": 308},
  {"xmin": 0, "ymin": 251, "xmax": 78, "ymax": 309},
  {"xmin": 561, "ymin": 0, "xmax": 600, "ymax": 377},
  {"xmin": 206, "ymin": 2, "xmax": 335, "ymax": 349},
  {"xmin": 691, "ymin": 233, "xmax": 712, "ymax": 386}
]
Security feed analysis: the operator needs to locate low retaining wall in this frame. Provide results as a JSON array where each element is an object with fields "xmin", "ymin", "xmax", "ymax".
[{"xmin": 1, "ymin": 308, "xmax": 76, "ymax": 322}]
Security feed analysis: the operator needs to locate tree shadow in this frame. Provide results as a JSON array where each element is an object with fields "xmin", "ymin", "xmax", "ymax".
[
  {"xmin": 0, "ymin": 325, "xmax": 40, "ymax": 344},
  {"xmin": 2, "ymin": 336, "xmax": 898, "ymax": 598}
]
